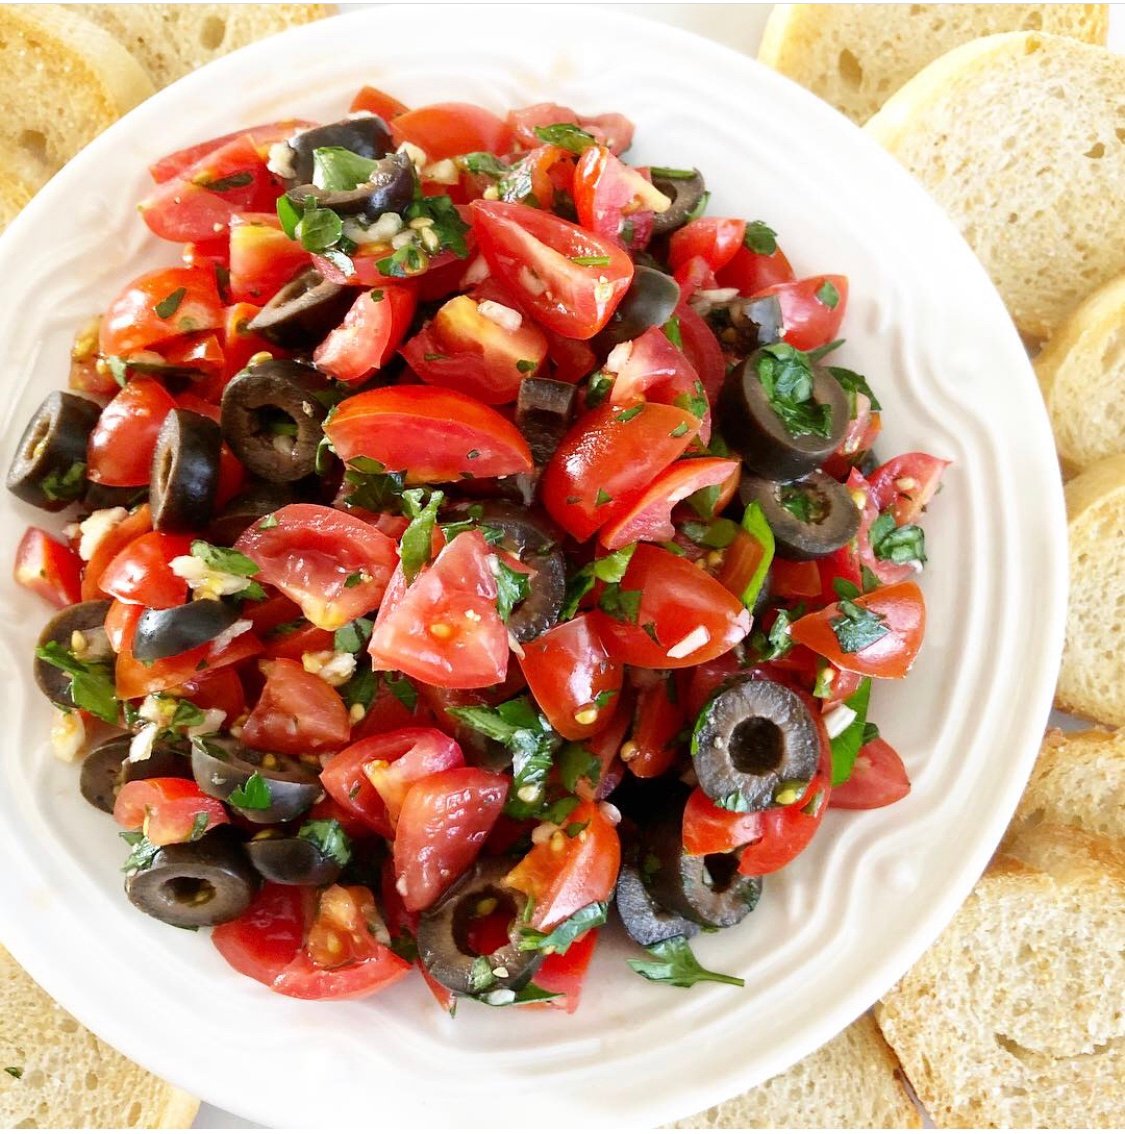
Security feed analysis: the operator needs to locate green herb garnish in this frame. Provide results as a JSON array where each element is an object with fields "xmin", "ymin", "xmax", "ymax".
[{"xmin": 628, "ymin": 936, "xmax": 745, "ymax": 989}]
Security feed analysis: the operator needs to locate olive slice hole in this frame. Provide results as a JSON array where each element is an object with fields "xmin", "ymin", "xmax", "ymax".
[
  {"xmin": 23, "ymin": 416, "xmax": 49, "ymax": 461},
  {"xmin": 253, "ymin": 406, "xmax": 300, "ymax": 449},
  {"xmin": 452, "ymin": 887, "xmax": 518, "ymax": 957},
  {"xmin": 163, "ymin": 876, "xmax": 216, "ymax": 907},
  {"xmin": 702, "ymin": 853, "xmax": 740, "ymax": 895},
  {"xmin": 729, "ymin": 717, "xmax": 784, "ymax": 776}
]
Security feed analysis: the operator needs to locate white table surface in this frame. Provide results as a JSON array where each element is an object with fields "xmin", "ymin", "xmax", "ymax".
[{"xmin": 192, "ymin": 3, "xmax": 1125, "ymax": 1127}]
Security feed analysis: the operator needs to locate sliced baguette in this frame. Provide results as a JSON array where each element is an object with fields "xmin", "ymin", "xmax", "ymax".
[
  {"xmin": 670, "ymin": 1012, "xmax": 920, "ymax": 1128},
  {"xmin": 1035, "ymin": 271, "xmax": 1125, "ymax": 478},
  {"xmin": 876, "ymin": 826, "xmax": 1125, "ymax": 1128},
  {"xmin": 864, "ymin": 32, "xmax": 1125, "ymax": 343},
  {"xmin": 70, "ymin": 4, "xmax": 331, "ymax": 89},
  {"xmin": 758, "ymin": 4, "xmax": 1107, "ymax": 125},
  {"xmin": 1058, "ymin": 454, "xmax": 1125, "ymax": 726},
  {"xmin": 0, "ymin": 5, "xmax": 154, "ymax": 190},
  {"xmin": 1011, "ymin": 727, "xmax": 1125, "ymax": 841},
  {"xmin": 0, "ymin": 945, "xmax": 198, "ymax": 1128},
  {"xmin": 0, "ymin": 169, "xmax": 34, "ymax": 230}
]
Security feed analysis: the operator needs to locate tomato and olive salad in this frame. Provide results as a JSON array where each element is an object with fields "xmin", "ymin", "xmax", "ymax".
[{"xmin": 7, "ymin": 89, "xmax": 947, "ymax": 1009}]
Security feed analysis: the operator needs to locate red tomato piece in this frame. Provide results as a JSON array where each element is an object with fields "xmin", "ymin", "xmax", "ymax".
[
  {"xmin": 391, "ymin": 102, "xmax": 511, "ymax": 160},
  {"xmin": 715, "ymin": 526, "xmax": 769, "ymax": 604},
  {"xmin": 578, "ymin": 112, "xmax": 634, "ymax": 155},
  {"xmin": 349, "ymin": 86, "xmax": 409, "ymax": 119},
  {"xmin": 672, "ymin": 255, "xmax": 719, "ymax": 300},
  {"xmin": 540, "ymin": 401, "xmax": 699, "ymax": 542},
  {"xmin": 789, "ymin": 580, "xmax": 926, "ymax": 679},
  {"xmin": 401, "ymin": 294, "xmax": 548, "ymax": 405},
  {"xmin": 149, "ymin": 121, "xmax": 312, "ymax": 183},
  {"xmin": 221, "ymin": 302, "xmax": 279, "ymax": 382},
  {"xmin": 320, "ymin": 738, "xmax": 399, "ymax": 838},
  {"xmin": 312, "ymin": 244, "xmax": 467, "ymax": 288},
  {"xmin": 668, "ymin": 218, "xmax": 746, "ymax": 275},
  {"xmin": 608, "ymin": 326, "xmax": 710, "ymax": 440},
  {"xmin": 212, "ymin": 882, "xmax": 312, "ymax": 985},
  {"xmin": 240, "ymin": 658, "xmax": 350, "ymax": 755},
  {"xmin": 599, "ymin": 458, "xmax": 739, "ymax": 550},
  {"xmin": 82, "ymin": 505, "xmax": 153, "ymax": 602},
  {"xmin": 505, "ymin": 800, "xmax": 620, "ymax": 931},
  {"xmin": 715, "ymin": 240, "xmax": 796, "ymax": 296},
  {"xmin": 262, "ymin": 621, "xmax": 335, "ymax": 661},
  {"xmin": 866, "ymin": 453, "xmax": 949, "ymax": 526},
  {"xmin": 506, "ymin": 102, "xmax": 580, "ymax": 149},
  {"xmin": 393, "ymin": 766, "xmax": 509, "ymax": 912},
  {"xmin": 369, "ymin": 531, "xmax": 509, "ymax": 690},
  {"xmin": 591, "ymin": 544, "xmax": 751, "ymax": 669},
  {"xmin": 99, "ymin": 266, "xmax": 225, "ymax": 359},
  {"xmin": 829, "ymin": 737, "xmax": 911, "ymax": 810},
  {"xmin": 573, "ymin": 146, "xmax": 664, "ymax": 250},
  {"xmin": 87, "ymin": 379, "xmax": 179, "ymax": 487},
  {"xmin": 112, "ymin": 777, "xmax": 228, "ymax": 846},
  {"xmin": 325, "ymin": 385, "xmax": 532, "ymax": 483},
  {"xmin": 361, "ymin": 727, "xmax": 464, "ymax": 829},
  {"xmin": 520, "ymin": 614, "xmax": 623, "ymax": 741},
  {"xmin": 14, "ymin": 527, "xmax": 82, "ymax": 608},
  {"xmin": 174, "ymin": 668, "xmax": 246, "ymax": 729},
  {"xmin": 673, "ymin": 301, "xmax": 726, "ymax": 405},
  {"xmin": 228, "ymin": 213, "xmax": 309, "ymax": 304},
  {"xmin": 682, "ymin": 786, "xmax": 763, "ymax": 856},
  {"xmin": 139, "ymin": 136, "xmax": 280, "ymax": 243},
  {"xmin": 469, "ymin": 199, "xmax": 633, "ymax": 339},
  {"xmin": 313, "ymin": 286, "xmax": 416, "ymax": 385},
  {"xmin": 624, "ymin": 673, "xmax": 685, "ymax": 779},
  {"xmin": 98, "ymin": 531, "xmax": 191, "ymax": 608},
  {"xmin": 752, "ymin": 275, "xmax": 848, "ymax": 352},
  {"xmin": 235, "ymin": 504, "xmax": 397, "ymax": 631},
  {"xmin": 682, "ymin": 652, "xmax": 745, "ymax": 721},
  {"xmin": 771, "ymin": 558, "xmax": 825, "ymax": 600},
  {"xmin": 534, "ymin": 928, "xmax": 599, "ymax": 1013}
]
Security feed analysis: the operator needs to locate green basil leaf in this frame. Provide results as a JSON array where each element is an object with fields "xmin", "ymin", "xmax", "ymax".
[
  {"xmin": 312, "ymin": 146, "xmax": 379, "ymax": 191},
  {"xmin": 627, "ymin": 935, "xmax": 744, "ymax": 988}
]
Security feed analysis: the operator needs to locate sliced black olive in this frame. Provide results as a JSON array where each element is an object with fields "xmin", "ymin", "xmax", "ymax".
[
  {"xmin": 445, "ymin": 500, "xmax": 565, "ymax": 642},
  {"xmin": 288, "ymin": 152, "xmax": 414, "ymax": 217},
  {"xmin": 247, "ymin": 268, "xmax": 356, "ymax": 348},
  {"xmin": 515, "ymin": 378, "xmax": 577, "ymax": 468},
  {"xmin": 640, "ymin": 806, "xmax": 762, "ymax": 929},
  {"xmin": 132, "ymin": 600, "xmax": 240, "ymax": 662},
  {"xmin": 34, "ymin": 600, "xmax": 112, "ymax": 706},
  {"xmin": 207, "ymin": 479, "xmax": 297, "ymax": 545},
  {"xmin": 220, "ymin": 360, "xmax": 329, "ymax": 483},
  {"xmin": 590, "ymin": 266, "xmax": 681, "ymax": 352},
  {"xmin": 286, "ymin": 115, "xmax": 393, "ymax": 186},
  {"xmin": 82, "ymin": 482, "xmax": 146, "ymax": 511},
  {"xmin": 615, "ymin": 862, "xmax": 700, "ymax": 947},
  {"xmin": 417, "ymin": 859, "xmax": 542, "ymax": 998},
  {"xmin": 246, "ymin": 832, "xmax": 342, "ymax": 886},
  {"xmin": 6, "ymin": 391, "xmax": 99, "ymax": 511},
  {"xmin": 650, "ymin": 168, "xmax": 706, "ymax": 236},
  {"xmin": 149, "ymin": 408, "xmax": 222, "ymax": 533},
  {"xmin": 80, "ymin": 736, "xmax": 192, "ymax": 813},
  {"xmin": 707, "ymin": 294, "xmax": 784, "ymax": 356},
  {"xmin": 125, "ymin": 829, "xmax": 259, "ymax": 929},
  {"xmin": 692, "ymin": 676, "xmax": 821, "ymax": 812},
  {"xmin": 191, "ymin": 739, "xmax": 322, "ymax": 824},
  {"xmin": 740, "ymin": 471, "xmax": 860, "ymax": 561},
  {"xmin": 719, "ymin": 349, "xmax": 849, "ymax": 480}
]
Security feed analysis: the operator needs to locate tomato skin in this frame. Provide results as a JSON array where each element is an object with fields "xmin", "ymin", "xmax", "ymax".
[
  {"xmin": 790, "ymin": 580, "xmax": 926, "ymax": 679},
  {"xmin": 520, "ymin": 614, "xmax": 623, "ymax": 741},
  {"xmin": 98, "ymin": 531, "xmax": 191, "ymax": 609},
  {"xmin": 599, "ymin": 458, "xmax": 739, "ymax": 550},
  {"xmin": 87, "ymin": 379, "xmax": 179, "ymax": 487},
  {"xmin": 505, "ymin": 800, "xmax": 620, "ymax": 931},
  {"xmin": 100, "ymin": 266, "xmax": 225, "ymax": 359},
  {"xmin": 320, "ymin": 739, "xmax": 399, "ymax": 838},
  {"xmin": 507, "ymin": 102, "xmax": 580, "ymax": 149},
  {"xmin": 866, "ymin": 453, "xmax": 949, "ymax": 526},
  {"xmin": 683, "ymin": 651, "xmax": 744, "ymax": 721},
  {"xmin": 770, "ymin": 558, "xmax": 823, "ymax": 600},
  {"xmin": 682, "ymin": 786, "xmax": 763, "ymax": 855},
  {"xmin": 81, "ymin": 505, "xmax": 152, "ymax": 602},
  {"xmin": 235, "ymin": 504, "xmax": 397, "ymax": 631},
  {"xmin": 240, "ymin": 658, "xmax": 351, "ymax": 755},
  {"xmin": 673, "ymin": 301, "xmax": 726, "ymax": 405},
  {"xmin": 174, "ymin": 668, "xmax": 245, "ymax": 729},
  {"xmin": 228, "ymin": 213, "xmax": 309, "ymax": 304},
  {"xmin": 113, "ymin": 777, "xmax": 229, "ymax": 845},
  {"xmin": 326, "ymin": 385, "xmax": 533, "ymax": 484},
  {"xmin": 573, "ymin": 146, "xmax": 661, "ymax": 250},
  {"xmin": 592, "ymin": 544, "xmax": 752, "ymax": 669},
  {"xmin": 668, "ymin": 218, "xmax": 746, "ymax": 275},
  {"xmin": 261, "ymin": 622, "xmax": 335, "ymax": 661},
  {"xmin": 534, "ymin": 928, "xmax": 598, "ymax": 1013},
  {"xmin": 540, "ymin": 401, "xmax": 699, "ymax": 542},
  {"xmin": 578, "ymin": 112, "xmax": 634, "ymax": 155},
  {"xmin": 391, "ymin": 102, "xmax": 511, "ymax": 160},
  {"xmin": 349, "ymin": 85, "xmax": 409, "ymax": 119},
  {"xmin": 469, "ymin": 199, "xmax": 634, "ymax": 339},
  {"xmin": 149, "ymin": 121, "xmax": 312, "ymax": 183},
  {"xmin": 624, "ymin": 673, "xmax": 684, "ymax": 779},
  {"xmin": 830, "ymin": 737, "xmax": 911, "ymax": 809},
  {"xmin": 361, "ymin": 727, "xmax": 464, "ymax": 829},
  {"xmin": 752, "ymin": 275, "xmax": 848, "ymax": 352},
  {"xmin": 715, "ymin": 240, "xmax": 795, "ymax": 296},
  {"xmin": 314, "ymin": 286, "xmax": 417, "ymax": 385},
  {"xmin": 393, "ymin": 767, "xmax": 509, "ymax": 912},
  {"xmin": 14, "ymin": 527, "xmax": 82, "ymax": 608},
  {"xmin": 212, "ymin": 883, "xmax": 311, "ymax": 984}
]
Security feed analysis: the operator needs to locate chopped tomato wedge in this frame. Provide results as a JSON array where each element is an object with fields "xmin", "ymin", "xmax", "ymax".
[
  {"xmin": 325, "ymin": 385, "xmax": 533, "ymax": 483},
  {"xmin": 81, "ymin": 505, "xmax": 153, "ymax": 602},
  {"xmin": 393, "ymin": 766, "xmax": 509, "ymax": 911},
  {"xmin": 534, "ymin": 928, "xmax": 599, "ymax": 1013},
  {"xmin": 349, "ymin": 85, "xmax": 409, "ymax": 119},
  {"xmin": 469, "ymin": 199, "xmax": 633, "ymax": 339},
  {"xmin": 752, "ymin": 275, "xmax": 848, "ymax": 353},
  {"xmin": 14, "ymin": 527, "xmax": 82, "ymax": 608},
  {"xmin": 174, "ymin": 667, "xmax": 246, "ymax": 729},
  {"xmin": 87, "ymin": 379, "xmax": 179, "ymax": 487},
  {"xmin": 866, "ymin": 453, "xmax": 949, "ymax": 526},
  {"xmin": 97, "ymin": 531, "xmax": 191, "ymax": 608},
  {"xmin": 235, "ymin": 503, "xmax": 397, "ymax": 631},
  {"xmin": 212, "ymin": 883, "xmax": 312, "ymax": 985},
  {"xmin": 148, "ymin": 121, "xmax": 312, "ymax": 183},
  {"xmin": 830, "ymin": 737, "xmax": 911, "ymax": 810},
  {"xmin": 361, "ymin": 727, "xmax": 464, "ymax": 829},
  {"xmin": 505, "ymin": 800, "xmax": 620, "ymax": 931},
  {"xmin": 624, "ymin": 673, "xmax": 685, "ymax": 779},
  {"xmin": 113, "ymin": 777, "xmax": 228, "ymax": 846},
  {"xmin": 507, "ymin": 102, "xmax": 581, "ymax": 149},
  {"xmin": 608, "ymin": 326, "xmax": 710, "ymax": 442},
  {"xmin": 770, "ymin": 558, "xmax": 824, "ymax": 600},
  {"xmin": 573, "ymin": 145, "xmax": 665, "ymax": 250},
  {"xmin": 99, "ymin": 266, "xmax": 225, "ymax": 360},
  {"xmin": 320, "ymin": 738, "xmax": 399, "ymax": 838},
  {"xmin": 668, "ymin": 217, "xmax": 746, "ymax": 275},
  {"xmin": 673, "ymin": 301, "xmax": 725, "ymax": 405},
  {"xmin": 228, "ymin": 213, "xmax": 309, "ymax": 304},
  {"xmin": 682, "ymin": 786, "xmax": 763, "ymax": 856},
  {"xmin": 715, "ymin": 238, "xmax": 795, "ymax": 296},
  {"xmin": 314, "ymin": 286, "xmax": 417, "ymax": 385},
  {"xmin": 240, "ymin": 658, "xmax": 351, "ymax": 755},
  {"xmin": 391, "ymin": 102, "xmax": 511, "ymax": 160}
]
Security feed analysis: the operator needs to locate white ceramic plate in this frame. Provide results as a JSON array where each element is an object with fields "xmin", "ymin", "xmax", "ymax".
[{"xmin": 0, "ymin": 5, "xmax": 1065, "ymax": 1126}]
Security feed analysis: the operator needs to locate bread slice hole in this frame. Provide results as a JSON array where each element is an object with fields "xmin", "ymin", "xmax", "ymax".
[
  {"xmin": 1084, "ymin": 142, "xmax": 1106, "ymax": 159},
  {"xmin": 18, "ymin": 129, "xmax": 47, "ymax": 167},
  {"xmin": 837, "ymin": 48, "xmax": 863, "ymax": 90},
  {"xmin": 200, "ymin": 14, "xmax": 226, "ymax": 50}
]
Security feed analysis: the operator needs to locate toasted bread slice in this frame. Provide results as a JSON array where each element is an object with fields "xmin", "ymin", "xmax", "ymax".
[
  {"xmin": 70, "ymin": 4, "xmax": 331, "ymax": 89},
  {"xmin": 0, "ymin": 5, "xmax": 154, "ymax": 190},
  {"xmin": 0, "ymin": 169, "xmax": 33, "ymax": 230},
  {"xmin": 865, "ymin": 32, "xmax": 1125, "ymax": 343},
  {"xmin": 876, "ymin": 826, "xmax": 1125, "ymax": 1128},
  {"xmin": 1011, "ymin": 727, "xmax": 1125, "ymax": 841},
  {"xmin": 758, "ymin": 5, "xmax": 1108, "ymax": 124},
  {"xmin": 1035, "ymin": 271, "xmax": 1125, "ymax": 478},
  {"xmin": 1058, "ymin": 454, "xmax": 1125, "ymax": 726},
  {"xmin": 670, "ymin": 1012, "xmax": 920, "ymax": 1128},
  {"xmin": 0, "ymin": 945, "xmax": 198, "ymax": 1127}
]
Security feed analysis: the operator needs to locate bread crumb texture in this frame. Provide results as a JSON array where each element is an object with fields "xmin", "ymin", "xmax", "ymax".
[
  {"xmin": 865, "ymin": 31, "xmax": 1125, "ymax": 341},
  {"xmin": 0, "ymin": 945, "xmax": 198, "ymax": 1128}
]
